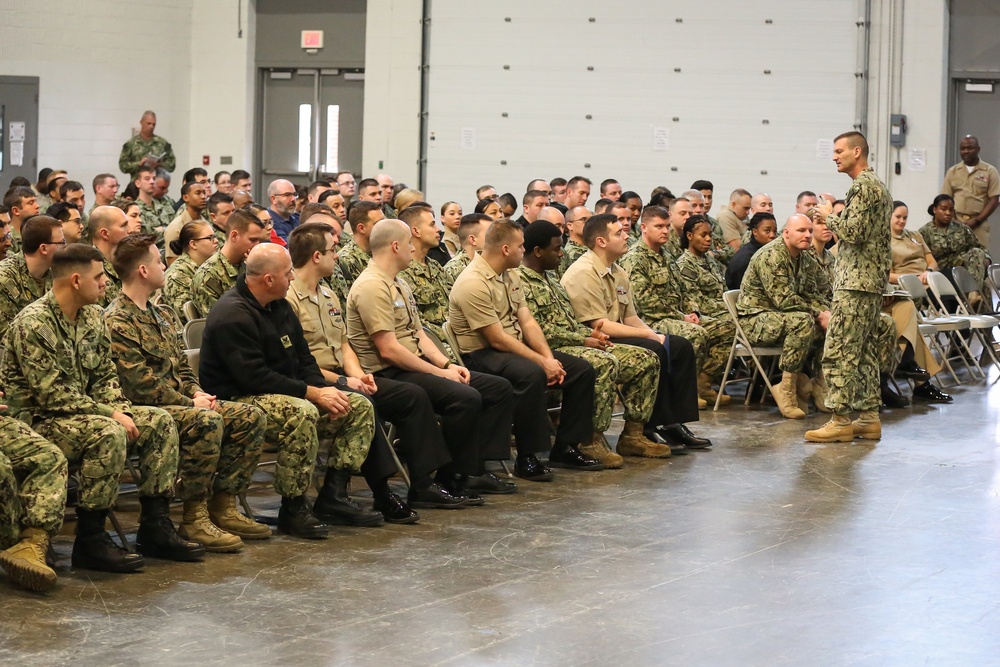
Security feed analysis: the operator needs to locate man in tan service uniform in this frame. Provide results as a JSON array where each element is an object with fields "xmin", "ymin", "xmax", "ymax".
[{"xmin": 942, "ymin": 135, "xmax": 1000, "ymax": 247}]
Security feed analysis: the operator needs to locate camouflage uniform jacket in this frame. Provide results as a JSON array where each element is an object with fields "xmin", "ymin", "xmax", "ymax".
[
  {"xmin": 916, "ymin": 220, "xmax": 986, "ymax": 269},
  {"xmin": 736, "ymin": 239, "xmax": 829, "ymax": 319},
  {"xmin": 337, "ymin": 240, "xmax": 370, "ymax": 288},
  {"xmin": 9, "ymin": 228, "xmax": 21, "ymax": 255},
  {"xmin": 706, "ymin": 214, "xmax": 734, "ymax": 265},
  {"xmin": 99, "ymin": 254, "xmax": 122, "ymax": 308},
  {"xmin": 663, "ymin": 229, "xmax": 684, "ymax": 260},
  {"xmin": 137, "ymin": 197, "xmax": 174, "ymax": 237},
  {"xmin": 106, "ymin": 293, "xmax": 201, "ymax": 407},
  {"xmin": 192, "ymin": 250, "xmax": 240, "ymax": 317},
  {"xmin": 563, "ymin": 239, "xmax": 588, "ymax": 267},
  {"xmin": 825, "ymin": 167, "xmax": 892, "ymax": 294},
  {"xmin": 1, "ymin": 291, "xmax": 131, "ymax": 423},
  {"xmin": 118, "ymin": 133, "xmax": 177, "ymax": 177},
  {"xmin": 0, "ymin": 253, "xmax": 52, "ymax": 342},
  {"xmin": 442, "ymin": 251, "xmax": 472, "ymax": 289},
  {"xmin": 321, "ymin": 263, "xmax": 350, "ymax": 305},
  {"xmin": 513, "ymin": 266, "xmax": 590, "ymax": 349},
  {"xmin": 399, "ymin": 256, "xmax": 450, "ymax": 339},
  {"xmin": 620, "ymin": 241, "xmax": 688, "ymax": 322},
  {"xmin": 808, "ymin": 246, "xmax": 836, "ymax": 300},
  {"xmin": 163, "ymin": 252, "xmax": 199, "ymax": 320},
  {"xmin": 676, "ymin": 250, "xmax": 729, "ymax": 319}
]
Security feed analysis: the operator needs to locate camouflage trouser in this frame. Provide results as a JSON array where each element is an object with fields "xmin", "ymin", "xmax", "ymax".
[
  {"xmin": 945, "ymin": 248, "xmax": 989, "ymax": 295},
  {"xmin": 0, "ymin": 417, "xmax": 68, "ymax": 548},
  {"xmin": 822, "ymin": 290, "xmax": 882, "ymax": 413},
  {"xmin": 649, "ymin": 316, "xmax": 731, "ymax": 378},
  {"xmin": 159, "ymin": 401, "xmax": 267, "ymax": 501},
  {"xmin": 235, "ymin": 393, "xmax": 374, "ymax": 497},
  {"xmin": 557, "ymin": 343, "xmax": 659, "ymax": 430},
  {"xmin": 741, "ymin": 311, "xmax": 822, "ymax": 373}
]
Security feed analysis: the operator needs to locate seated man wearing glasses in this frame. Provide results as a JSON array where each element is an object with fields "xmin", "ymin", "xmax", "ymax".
[
  {"xmin": 266, "ymin": 179, "xmax": 300, "ymax": 242},
  {"xmin": 191, "ymin": 209, "xmax": 267, "ymax": 316}
]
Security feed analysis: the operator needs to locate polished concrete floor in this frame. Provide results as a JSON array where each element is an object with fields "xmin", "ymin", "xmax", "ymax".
[{"xmin": 3, "ymin": 372, "xmax": 1000, "ymax": 667}]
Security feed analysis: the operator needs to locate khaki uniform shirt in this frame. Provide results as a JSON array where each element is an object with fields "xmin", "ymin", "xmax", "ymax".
[
  {"xmin": 442, "ymin": 230, "xmax": 461, "ymax": 256},
  {"xmin": 347, "ymin": 261, "xmax": 423, "ymax": 373},
  {"xmin": 891, "ymin": 230, "xmax": 931, "ymax": 276},
  {"xmin": 942, "ymin": 160, "xmax": 1000, "ymax": 221},
  {"xmin": 560, "ymin": 250, "xmax": 637, "ymax": 325},
  {"xmin": 285, "ymin": 277, "xmax": 345, "ymax": 372},
  {"xmin": 164, "ymin": 208, "xmax": 200, "ymax": 261},
  {"xmin": 717, "ymin": 207, "xmax": 747, "ymax": 245},
  {"xmin": 449, "ymin": 253, "xmax": 524, "ymax": 354}
]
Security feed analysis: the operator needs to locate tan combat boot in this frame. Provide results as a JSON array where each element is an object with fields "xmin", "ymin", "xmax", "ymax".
[
  {"xmin": 616, "ymin": 422, "xmax": 672, "ymax": 458},
  {"xmin": 579, "ymin": 432, "xmax": 624, "ymax": 469},
  {"xmin": 698, "ymin": 396, "xmax": 707, "ymax": 410},
  {"xmin": 772, "ymin": 371, "xmax": 806, "ymax": 419},
  {"xmin": 811, "ymin": 372, "xmax": 832, "ymax": 413},
  {"xmin": 851, "ymin": 410, "xmax": 882, "ymax": 440},
  {"xmin": 0, "ymin": 527, "xmax": 57, "ymax": 592},
  {"xmin": 208, "ymin": 492, "xmax": 272, "ymax": 540},
  {"xmin": 180, "ymin": 500, "xmax": 244, "ymax": 553},
  {"xmin": 805, "ymin": 414, "xmax": 854, "ymax": 442},
  {"xmin": 698, "ymin": 372, "xmax": 731, "ymax": 406},
  {"xmin": 795, "ymin": 373, "xmax": 813, "ymax": 413}
]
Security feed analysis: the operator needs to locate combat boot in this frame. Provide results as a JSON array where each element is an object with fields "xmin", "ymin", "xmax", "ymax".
[
  {"xmin": 0, "ymin": 528, "xmax": 57, "ymax": 592},
  {"xmin": 697, "ymin": 396, "xmax": 708, "ymax": 410},
  {"xmin": 811, "ymin": 372, "xmax": 832, "ymax": 413},
  {"xmin": 136, "ymin": 496, "xmax": 206, "ymax": 562},
  {"xmin": 805, "ymin": 414, "xmax": 854, "ymax": 442},
  {"xmin": 698, "ymin": 372, "xmax": 730, "ymax": 406},
  {"xmin": 179, "ymin": 500, "xmax": 243, "ymax": 553},
  {"xmin": 278, "ymin": 496, "xmax": 329, "ymax": 539},
  {"xmin": 579, "ymin": 432, "xmax": 624, "ymax": 469},
  {"xmin": 617, "ymin": 422, "xmax": 672, "ymax": 458},
  {"xmin": 208, "ymin": 492, "xmax": 271, "ymax": 539},
  {"xmin": 313, "ymin": 468, "xmax": 384, "ymax": 527},
  {"xmin": 795, "ymin": 373, "xmax": 813, "ymax": 413},
  {"xmin": 772, "ymin": 371, "xmax": 806, "ymax": 419},
  {"xmin": 851, "ymin": 410, "xmax": 882, "ymax": 440},
  {"xmin": 71, "ymin": 507, "xmax": 145, "ymax": 573}
]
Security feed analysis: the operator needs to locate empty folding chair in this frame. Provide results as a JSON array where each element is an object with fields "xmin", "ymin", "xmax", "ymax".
[
  {"xmin": 182, "ymin": 318, "xmax": 206, "ymax": 349},
  {"xmin": 926, "ymin": 271, "xmax": 1000, "ymax": 371},
  {"xmin": 898, "ymin": 274, "xmax": 979, "ymax": 380}
]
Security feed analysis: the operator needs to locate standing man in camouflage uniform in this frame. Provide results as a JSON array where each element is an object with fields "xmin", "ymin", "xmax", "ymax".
[
  {"xmin": 0, "ymin": 412, "xmax": 67, "ymax": 592},
  {"xmin": 191, "ymin": 208, "xmax": 266, "ymax": 316},
  {"xmin": 516, "ymin": 221, "xmax": 670, "ymax": 464},
  {"xmin": 337, "ymin": 201, "xmax": 386, "ymax": 288},
  {"xmin": 199, "ymin": 244, "xmax": 383, "ymax": 537},
  {"xmin": 89, "ymin": 205, "xmax": 129, "ymax": 307},
  {"xmin": 806, "ymin": 131, "xmax": 893, "ymax": 442},
  {"xmin": 2, "ymin": 244, "xmax": 203, "ymax": 572},
  {"xmin": 0, "ymin": 216, "xmax": 62, "ymax": 341},
  {"xmin": 107, "ymin": 234, "xmax": 269, "ymax": 552},
  {"xmin": 119, "ymin": 110, "xmax": 176, "ymax": 180},
  {"xmin": 442, "ymin": 213, "xmax": 490, "ymax": 288}
]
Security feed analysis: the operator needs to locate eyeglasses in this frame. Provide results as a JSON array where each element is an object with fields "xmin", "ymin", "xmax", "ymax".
[
  {"xmin": 45, "ymin": 239, "xmax": 68, "ymax": 246},
  {"xmin": 318, "ymin": 246, "xmax": 338, "ymax": 255},
  {"xmin": 0, "ymin": 233, "xmax": 11, "ymax": 242},
  {"xmin": 194, "ymin": 235, "xmax": 218, "ymax": 242},
  {"xmin": 275, "ymin": 192, "xmax": 297, "ymax": 198}
]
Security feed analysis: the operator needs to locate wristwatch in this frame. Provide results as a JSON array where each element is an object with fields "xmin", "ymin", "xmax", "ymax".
[{"xmin": 336, "ymin": 376, "xmax": 348, "ymax": 388}]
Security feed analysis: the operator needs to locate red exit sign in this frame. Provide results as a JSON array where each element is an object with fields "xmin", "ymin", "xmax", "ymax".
[{"xmin": 301, "ymin": 30, "xmax": 324, "ymax": 49}]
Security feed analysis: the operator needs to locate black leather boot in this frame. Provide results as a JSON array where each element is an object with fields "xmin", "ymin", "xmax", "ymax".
[
  {"xmin": 278, "ymin": 496, "xmax": 329, "ymax": 539},
  {"xmin": 71, "ymin": 507, "xmax": 145, "ymax": 573},
  {"xmin": 880, "ymin": 374, "xmax": 909, "ymax": 408},
  {"xmin": 313, "ymin": 468, "xmax": 384, "ymax": 527},
  {"xmin": 136, "ymin": 496, "xmax": 206, "ymax": 562}
]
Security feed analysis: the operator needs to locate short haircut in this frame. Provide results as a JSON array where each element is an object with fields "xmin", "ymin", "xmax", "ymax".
[
  {"xmin": 526, "ymin": 179, "xmax": 548, "ymax": 192},
  {"xmin": 567, "ymin": 176, "xmax": 592, "ymax": 189},
  {"xmin": 3, "ymin": 186, "xmax": 34, "ymax": 210},
  {"xmin": 679, "ymin": 214, "xmax": 711, "ymax": 249},
  {"xmin": 398, "ymin": 205, "xmax": 431, "ymax": 228},
  {"xmin": 549, "ymin": 177, "xmax": 567, "ymax": 188},
  {"xmin": 522, "ymin": 190, "xmax": 548, "ymax": 206},
  {"xmin": 357, "ymin": 178, "xmax": 379, "ymax": 191},
  {"xmin": 155, "ymin": 168, "xmax": 171, "ymax": 183},
  {"xmin": 170, "ymin": 220, "xmax": 212, "ymax": 257},
  {"xmin": 135, "ymin": 164, "xmax": 156, "ymax": 179},
  {"xmin": 484, "ymin": 218, "xmax": 522, "ymax": 251},
  {"xmin": 92, "ymin": 173, "xmax": 115, "ymax": 191},
  {"xmin": 680, "ymin": 189, "xmax": 704, "ymax": 201},
  {"xmin": 288, "ymin": 221, "xmax": 334, "ymax": 268},
  {"xmin": 88, "ymin": 206, "xmax": 121, "ymax": 236},
  {"xmin": 690, "ymin": 179, "xmax": 714, "ymax": 192},
  {"xmin": 47, "ymin": 201, "xmax": 79, "ymax": 223},
  {"xmin": 600, "ymin": 178, "xmax": 619, "ymax": 193},
  {"xmin": 796, "ymin": 190, "xmax": 817, "ymax": 203},
  {"xmin": 334, "ymin": 170, "xmax": 354, "ymax": 183},
  {"xmin": 231, "ymin": 169, "xmax": 251, "ymax": 182},
  {"xmin": 458, "ymin": 213, "xmax": 491, "ymax": 247},
  {"xmin": 308, "ymin": 180, "xmax": 332, "ymax": 197},
  {"xmin": 317, "ymin": 190, "xmax": 341, "ymax": 206},
  {"xmin": 747, "ymin": 212, "xmax": 776, "ymax": 231},
  {"xmin": 582, "ymin": 213, "xmax": 615, "ymax": 249},
  {"xmin": 523, "ymin": 220, "xmax": 562, "ymax": 254},
  {"xmin": 300, "ymin": 203, "xmax": 337, "ymax": 225},
  {"xmin": 180, "ymin": 181, "xmax": 203, "ymax": 197},
  {"xmin": 206, "ymin": 191, "xmax": 233, "ymax": 215},
  {"xmin": 475, "ymin": 184, "xmax": 495, "ymax": 199},
  {"xmin": 113, "ymin": 233, "xmax": 159, "ymax": 280},
  {"xmin": 730, "ymin": 188, "xmax": 751, "ymax": 200},
  {"xmin": 593, "ymin": 198, "xmax": 613, "ymax": 214},
  {"xmin": 59, "ymin": 180, "xmax": 84, "ymax": 199},
  {"xmin": 111, "ymin": 198, "xmax": 138, "ymax": 217},
  {"xmin": 228, "ymin": 208, "xmax": 265, "ymax": 234},
  {"xmin": 640, "ymin": 205, "xmax": 670, "ymax": 225},
  {"xmin": 182, "ymin": 167, "xmax": 208, "ymax": 184},
  {"xmin": 834, "ymin": 130, "xmax": 869, "ymax": 157},
  {"xmin": 21, "ymin": 216, "xmax": 63, "ymax": 254},
  {"xmin": 498, "ymin": 192, "xmax": 517, "ymax": 211},
  {"xmin": 668, "ymin": 197, "xmax": 690, "ymax": 212},
  {"xmin": 46, "ymin": 174, "xmax": 67, "ymax": 195},
  {"xmin": 347, "ymin": 200, "xmax": 382, "ymax": 232},
  {"xmin": 51, "ymin": 242, "xmax": 103, "ymax": 280}
]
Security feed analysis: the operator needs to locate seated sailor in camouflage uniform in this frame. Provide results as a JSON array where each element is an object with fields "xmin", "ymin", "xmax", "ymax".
[
  {"xmin": 89, "ymin": 205, "xmax": 131, "ymax": 307},
  {"xmin": 0, "ymin": 215, "xmax": 62, "ymax": 342},
  {"xmin": 441, "ymin": 213, "xmax": 491, "ymax": 289},
  {"xmin": 337, "ymin": 200, "xmax": 386, "ymax": 289},
  {"xmin": 107, "ymin": 234, "xmax": 270, "ymax": 553},
  {"xmin": 919, "ymin": 193, "xmax": 990, "ymax": 302},
  {"xmin": 163, "ymin": 220, "xmax": 218, "ymax": 322},
  {"xmin": 191, "ymin": 208, "xmax": 266, "ymax": 316},
  {"xmin": 2, "ymin": 243, "xmax": 203, "ymax": 573}
]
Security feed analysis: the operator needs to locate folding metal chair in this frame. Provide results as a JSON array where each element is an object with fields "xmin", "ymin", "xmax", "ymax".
[
  {"xmin": 182, "ymin": 300, "xmax": 201, "ymax": 322},
  {"xmin": 897, "ymin": 274, "xmax": 979, "ymax": 381},
  {"xmin": 988, "ymin": 263, "xmax": 1000, "ymax": 309},
  {"xmin": 926, "ymin": 271, "xmax": 1000, "ymax": 372},
  {"xmin": 716, "ymin": 290, "xmax": 784, "ymax": 411},
  {"xmin": 952, "ymin": 266, "xmax": 1000, "ymax": 316},
  {"xmin": 182, "ymin": 318, "xmax": 207, "ymax": 349}
]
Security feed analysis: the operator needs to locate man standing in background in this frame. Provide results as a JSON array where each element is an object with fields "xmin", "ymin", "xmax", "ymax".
[{"xmin": 119, "ymin": 111, "xmax": 176, "ymax": 180}]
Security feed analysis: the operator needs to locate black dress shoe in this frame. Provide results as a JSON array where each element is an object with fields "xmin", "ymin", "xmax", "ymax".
[
  {"xmin": 513, "ymin": 454, "xmax": 554, "ymax": 482},
  {"xmin": 373, "ymin": 492, "xmax": 420, "ymax": 524},
  {"xmin": 658, "ymin": 424, "xmax": 713, "ymax": 449},
  {"xmin": 913, "ymin": 382, "xmax": 953, "ymax": 403},
  {"xmin": 408, "ymin": 483, "xmax": 468, "ymax": 509},
  {"xmin": 643, "ymin": 427, "xmax": 688, "ymax": 455},
  {"xmin": 444, "ymin": 477, "xmax": 487, "ymax": 506},
  {"xmin": 547, "ymin": 444, "xmax": 604, "ymax": 470},
  {"xmin": 881, "ymin": 383, "xmax": 910, "ymax": 408},
  {"xmin": 466, "ymin": 472, "xmax": 518, "ymax": 494},
  {"xmin": 895, "ymin": 361, "xmax": 931, "ymax": 381}
]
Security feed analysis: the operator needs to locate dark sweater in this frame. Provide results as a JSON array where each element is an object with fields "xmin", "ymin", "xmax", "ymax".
[
  {"xmin": 199, "ymin": 274, "xmax": 326, "ymax": 400},
  {"xmin": 725, "ymin": 237, "xmax": 766, "ymax": 291}
]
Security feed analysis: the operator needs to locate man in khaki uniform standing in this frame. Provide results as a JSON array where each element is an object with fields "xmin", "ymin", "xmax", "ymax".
[{"xmin": 942, "ymin": 135, "xmax": 1000, "ymax": 247}]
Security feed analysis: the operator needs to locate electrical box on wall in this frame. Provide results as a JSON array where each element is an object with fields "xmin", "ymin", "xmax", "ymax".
[{"xmin": 890, "ymin": 114, "xmax": 907, "ymax": 148}]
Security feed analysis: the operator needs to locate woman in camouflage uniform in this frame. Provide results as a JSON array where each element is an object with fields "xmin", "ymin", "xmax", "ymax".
[
  {"xmin": 918, "ymin": 194, "xmax": 989, "ymax": 300},
  {"xmin": 164, "ymin": 220, "xmax": 218, "ymax": 322}
]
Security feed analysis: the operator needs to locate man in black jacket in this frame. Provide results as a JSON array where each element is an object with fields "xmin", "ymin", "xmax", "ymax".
[{"xmin": 199, "ymin": 244, "xmax": 398, "ymax": 536}]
